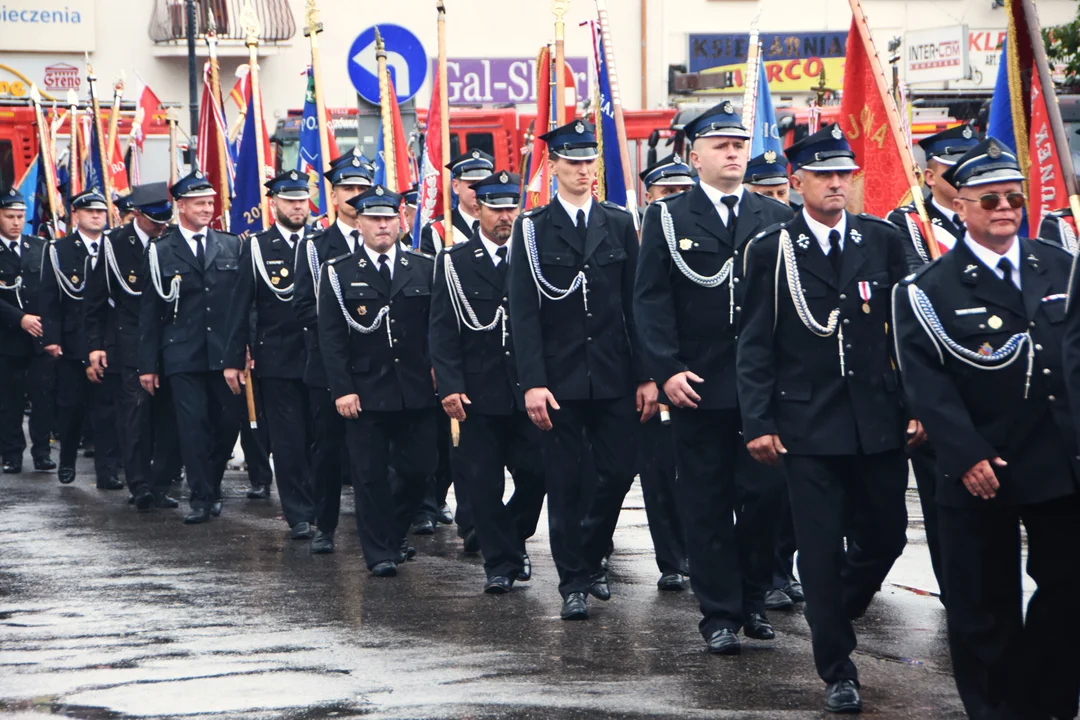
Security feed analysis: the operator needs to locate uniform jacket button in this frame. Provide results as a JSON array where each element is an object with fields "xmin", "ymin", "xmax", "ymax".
[{"xmin": 839, "ymin": 294, "xmax": 847, "ymax": 300}]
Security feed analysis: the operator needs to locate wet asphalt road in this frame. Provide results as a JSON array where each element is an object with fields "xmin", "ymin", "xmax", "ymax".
[{"xmin": 0, "ymin": 442, "xmax": 971, "ymax": 719}]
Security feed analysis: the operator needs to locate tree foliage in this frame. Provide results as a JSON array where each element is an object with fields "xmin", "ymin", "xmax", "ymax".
[{"xmin": 1044, "ymin": 5, "xmax": 1080, "ymax": 87}]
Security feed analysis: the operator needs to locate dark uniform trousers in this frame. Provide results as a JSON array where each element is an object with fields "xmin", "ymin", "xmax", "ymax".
[
  {"xmin": 114, "ymin": 367, "xmax": 181, "ymax": 492},
  {"xmin": 454, "ymin": 411, "xmax": 544, "ymax": 579},
  {"xmin": 0, "ymin": 234, "xmax": 53, "ymax": 466},
  {"xmin": 636, "ymin": 415, "xmax": 686, "ymax": 577},
  {"xmin": 508, "ymin": 199, "xmax": 647, "ymax": 598},
  {"xmin": 39, "ymin": 233, "xmax": 120, "ymax": 476},
  {"xmin": 317, "ymin": 245, "xmax": 438, "ymax": 565},
  {"xmin": 738, "ymin": 211, "xmax": 912, "ymax": 684},
  {"xmin": 294, "ymin": 228, "xmax": 354, "ymax": 533},
  {"xmin": 258, "ymin": 377, "xmax": 314, "ymax": 526},
  {"xmin": 898, "ymin": 237, "xmax": 1080, "ymax": 720},
  {"xmin": 138, "ymin": 227, "xmax": 244, "ymax": 511},
  {"xmin": 239, "ymin": 390, "xmax": 273, "ymax": 488}
]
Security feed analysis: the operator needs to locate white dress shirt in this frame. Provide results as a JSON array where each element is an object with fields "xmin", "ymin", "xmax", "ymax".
[
  {"xmin": 964, "ymin": 234, "xmax": 1021, "ymax": 290},
  {"xmin": 698, "ymin": 182, "xmax": 745, "ymax": 226},
  {"xmin": 458, "ymin": 207, "xmax": 479, "ymax": 233},
  {"xmin": 80, "ymin": 230, "xmax": 103, "ymax": 269},
  {"xmin": 276, "ymin": 223, "xmax": 302, "ymax": 249},
  {"xmin": 133, "ymin": 222, "xmax": 150, "ymax": 250},
  {"xmin": 557, "ymin": 194, "xmax": 593, "ymax": 227},
  {"xmin": 336, "ymin": 219, "xmax": 360, "ymax": 254},
  {"xmin": 802, "ymin": 208, "xmax": 847, "ymax": 256},
  {"xmin": 932, "ymin": 197, "xmax": 962, "ymax": 230},
  {"xmin": 178, "ymin": 224, "xmax": 209, "ymax": 259},
  {"xmin": 364, "ymin": 241, "xmax": 398, "ymax": 281},
  {"xmin": 2, "ymin": 233, "xmax": 20, "ymax": 257},
  {"xmin": 480, "ymin": 232, "xmax": 510, "ymax": 265}
]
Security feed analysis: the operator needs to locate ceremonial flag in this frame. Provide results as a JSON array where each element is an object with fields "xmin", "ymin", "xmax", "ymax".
[
  {"xmin": 16, "ymin": 154, "xmax": 40, "ymax": 233},
  {"xmin": 838, "ymin": 15, "xmax": 912, "ymax": 217},
  {"xmin": 589, "ymin": 22, "xmax": 626, "ymax": 207},
  {"xmin": 987, "ymin": 0, "xmax": 1075, "ymax": 235},
  {"xmin": 750, "ymin": 60, "xmax": 783, "ymax": 157},
  {"xmin": 132, "ymin": 74, "xmax": 164, "ymax": 152},
  {"xmin": 372, "ymin": 78, "xmax": 413, "ymax": 193},
  {"xmin": 107, "ymin": 129, "xmax": 129, "ymax": 196},
  {"xmin": 297, "ymin": 67, "xmax": 339, "ymax": 217},
  {"xmin": 416, "ymin": 68, "xmax": 445, "ymax": 245},
  {"xmin": 524, "ymin": 46, "xmax": 553, "ymax": 210},
  {"xmin": 196, "ymin": 62, "xmax": 235, "ymax": 229},
  {"xmin": 229, "ymin": 91, "xmax": 268, "ymax": 240},
  {"xmin": 85, "ymin": 109, "xmax": 107, "ymax": 198}
]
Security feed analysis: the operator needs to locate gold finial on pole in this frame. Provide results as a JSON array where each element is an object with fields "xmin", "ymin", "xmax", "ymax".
[
  {"xmin": 375, "ymin": 27, "xmax": 398, "ymax": 190},
  {"xmin": 551, "ymin": 1, "xmax": 569, "ymax": 127}
]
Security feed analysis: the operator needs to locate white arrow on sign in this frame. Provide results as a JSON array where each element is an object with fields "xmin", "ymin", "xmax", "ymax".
[{"xmin": 352, "ymin": 39, "xmax": 411, "ymax": 97}]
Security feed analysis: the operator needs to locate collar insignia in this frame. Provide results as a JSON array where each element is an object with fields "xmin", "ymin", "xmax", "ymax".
[
  {"xmin": 401, "ymin": 256, "xmax": 409, "ymax": 267},
  {"xmin": 358, "ymin": 258, "xmax": 368, "ymax": 268},
  {"xmin": 796, "ymin": 233, "xmax": 811, "ymax": 250},
  {"xmin": 849, "ymin": 228, "xmax": 863, "ymax": 245}
]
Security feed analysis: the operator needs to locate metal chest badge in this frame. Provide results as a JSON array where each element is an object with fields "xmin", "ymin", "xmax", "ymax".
[
  {"xmin": 987, "ymin": 315, "xmax": 1003, "ymax": 330},
  {"xmin": 858, "ymin": 281, "xmax": 872, "ymax": 313},
  {"xmin": 679, "ymin": 238, "xmax": 693, "ymax": 251},
  {"xmin": 357, "ymin": 305, "xmax": 368, "ymax": 316}
]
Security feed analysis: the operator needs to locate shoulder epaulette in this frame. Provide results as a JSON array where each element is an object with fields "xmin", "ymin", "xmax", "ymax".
[
  {"xmin": 522, "ymin": 205, "xmax": 548, "ymax": 218},
  {"xmin": 756, "ymin": 194, "xmax": 791, "ymax": 212},
  {"xmin": 902, "ymin": 255, "xmax": 946, "ymax": 285},
  {"xmin": 406, "ymin": 248, "xmax": 435, "ymax": 261},
  {"xmin": 600, "ymin": 200, "xmax": 632, "ymax": 214},
  {"xmin": 858, "ymin": 212, "xmax": 896, "ymax": 227},
  {"xmin": 445, "ymin": 241, "xmax": 470, "ymax": 253},
  {"xmin": 1047, "ymin": 207, "xmax": 1073, "ymax": 219},
  {"xmin": 1032, "ymin": 237, "xmax": 1074, "ymax": 256},
  {"xmin": 327, "ymin": 252, "xmax": 352, "ymax": 265}
]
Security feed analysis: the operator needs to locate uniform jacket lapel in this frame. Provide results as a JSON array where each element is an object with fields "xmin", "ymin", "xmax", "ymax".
[
  {"xmin": 550, "ymin": 201, "xmax": 584, "ymax": 255},
  {"xmin": 169, "ymin": 227, "xmax": 202, "ymax": 274},
  {"xmin": 389, "ymin": 251, "xmax": 414, "ymax": 298},
  {"xmin": 204, "ymin": 229, "xmax": 222, "ymax": 270},
  {"xmin": 452, "ymin": 208, "xmax": 474, "ymax": 237},
  {"xmin": 357, "ymin": 251, "xmax": 389, "ymax": 296},
  {"xmin": 468, "ymin": 232, "xmax": 504, "ymax": 291},
  {"xmin": 789, "ymin": 213, "xmax": 838, "ymax": 289},
  {"xmin": 734, "ymin": 191, "xmax": 764, "ymax": 249},
  {"xmin": 837, "ymin": 213, "xmax": 868, "ymax": 289},
  {"xmin": 689, "ymin": 184, "xmax": 729, "ymax": 245},
  {"xmin": 583, "ymin": 204, "xmax": 608, "ymax": 261},
  {"xmin": 957, "ymin": 240, "xmax": 1025, "ymax": 319},
  {"xmin": 1020, "ymin": 240, "xmax": 1052, "ymax": 321}
]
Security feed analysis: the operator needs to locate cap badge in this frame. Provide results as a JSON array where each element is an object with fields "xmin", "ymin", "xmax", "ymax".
[
  {"xmin": 499, "ymin": 172, "xmax": 509, "ymax": 183},
  {"xmin": 831, "ymin": 125, "xmax": 843, "ymax": 140},
  {"xmin": 673, "ymin": 154, "xmax": 682, "ymax": 164},
  {"xmin": 962, "ymin": 125, "xmax": 973, "ymax": 139},
  {"xmin": 7, "ymin": 189, "xmax": 13, "ymax": 196},
  {"xmin": 575, "ymin": 122, "xmax": 584, "ymax": 134},
  {"xmin": 472, "ymin": 150, "xmax": 480, "ymax": 160},
  {"xmin": 375, "ymin": 186, "xmax": 384, "ymax": 196},
  {"xmin": 987, "ymin": 144, "xmax": 1002, "ymax": 159},
  {"xmin": 195, "ymin": 171, "xmax": 204, "ymax": 180},
  {"xmin": 764, "ymin": 150, "xmax": 777, "ymax": 164},
  {"xmin": 290, "ymin": 171, "xmax": 298, "ymax": 180},
  {"xmin": 722, "ymin": 101, "xmax": 734, "ymax": 114}
]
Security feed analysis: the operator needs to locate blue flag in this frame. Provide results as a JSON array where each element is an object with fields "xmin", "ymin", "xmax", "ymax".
[
  {"xmin": 750, "ymin": 61, "xmax": 783, "ymax": 157},
  {"xmin": 986, "ymin": 35, "xmax": 1027, "ymax": 235},
  {"xmin": 297, "ymin": 68, "xmax": 327, "ymax": 216},
  {"xmin": 595, "ymin": 36, "xmax": 627, "ymax": 208},
  {"xmin": 229, "ymin": 92, "xmax": 264, "ymax": 239},
  {"xmin": 17, "ymin": 154, "xmax": 41, "ymax": 235},
  {"xmin": 85, "ymin": 119, "xmax": 106, "ymax": 199}
]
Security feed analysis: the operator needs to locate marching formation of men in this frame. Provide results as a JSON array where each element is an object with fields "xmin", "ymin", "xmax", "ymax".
[{"xmin": 3, "ymin": 101, "xmax": 1080, "ymax": 717}]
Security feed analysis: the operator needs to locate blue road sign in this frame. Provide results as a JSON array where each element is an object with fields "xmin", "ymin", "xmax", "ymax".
[{"xmin": 348, "ymin": 25, "xmax": 428, "ymax": 105}]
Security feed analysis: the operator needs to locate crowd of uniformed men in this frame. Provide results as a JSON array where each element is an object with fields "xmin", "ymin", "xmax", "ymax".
[{"xmin": 2, "ymin": 100, "xmax": 1080, "ymax": 718}]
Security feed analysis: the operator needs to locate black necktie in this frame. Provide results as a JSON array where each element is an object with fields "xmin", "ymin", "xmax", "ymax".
[
  {"xmin": 952, "ymin": 214, "xmax": 965, "ymax": 235},
  {"xmin": 721, "ymin": 195, "xmax": 739, "ymax": 237},
  {"xmin": 576, "ymin": 209, "xmax": 588, "ymax": 245},
  {"xmin": 472, "ymin": 220, "xmax": 480, "ymax": 235},
  {"xmin": 90, "ymin": 241, "xmax": 98, "ymax": 255},
  {"xmin": 193, "ymin": 233, "xmax": 205, "ymax": 267},
  {"xmin": 9, "ymin": 240, "xmax": 18, "ymax": 254},
  {"xmin": 495, "ymin": 246, "xmax": 508, "ymax": 282},
  {"xmin": 828, "ymin": 230, "xmax": 842, "ymax": 277},
  {"xmin": 350, "ymin": 230, "xmax": 360, "ymax": 253},
  {"xmin": 289, "ymin": 233, "xmax": 299, "ymax": 248},
  {"xmin": 997, "ymin": 257, "xmax": 1020, "ymax": 294},
  {"xmin": 378, "ymin": 253, "xmax": 391, "ymax": 288}
]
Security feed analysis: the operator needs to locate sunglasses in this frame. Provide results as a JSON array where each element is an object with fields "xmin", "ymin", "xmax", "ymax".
[{"xmin": 958, "ymin": 192, "xmax": 1026, "ymax": 210}]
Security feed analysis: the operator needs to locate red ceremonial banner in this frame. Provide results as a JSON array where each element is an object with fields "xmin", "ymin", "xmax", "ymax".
[{"xmin": 1027, "ymin": 69, "xmax": 1068, "ymax": 232}]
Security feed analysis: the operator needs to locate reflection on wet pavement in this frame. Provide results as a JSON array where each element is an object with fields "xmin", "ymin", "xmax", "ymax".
[{"xmin": 0, "ymin": 460, "xmax": 966, "ymax": 718}]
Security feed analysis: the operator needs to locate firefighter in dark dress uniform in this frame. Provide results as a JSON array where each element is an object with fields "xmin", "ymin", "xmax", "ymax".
[
  {"xmin": 40, "ymin": 189, "xmax": 121, "ymax": 489},
  {"xmin": 900, "ymin": 138, "xmax": 1080, "ymax": 720},
  {"xmin": 636, "ymin": 154, "xmax": 695, "ymax": 592},
  {"xmin": 737, "ymin": 124, "xmax": 920, "ymax": 713},
  {"xmin": 294, "ymin": 149, "xmax": 374, "ymax": 554},
  {"xmin": 84, "ymin": 183, "xmax": 180, "ymax": 509},
  {"xmin": 138, "ymin": 171, "xmax": 245, "ymax": 525},
  {"xmin": 508, "ymin": 119, "xmax": 656, "ymax": 621},
  {"xmin": 224, "ymin": 171, "xmax": 317, "ymax": 539},
  {"xmin": 886, "ymin": 124, "xmax": 980, "ymax": 601},
  {"xmin": 635, "ymin": 103, "xmax": 794, "ymax": 654},
  {"xmin": 430, "ymin": 171, "xmax": 546, "ymax": 593},
  {"xmin": 317, "ymin": 186, "xmax": 437, "ymax": 576},
  {"xmin": 1040, "ymin": 206, "xmax": 1077, "ymax": 252},
  {"xmin": 0, "ymin": 188, "xmax": 56, "ymax": 474}
]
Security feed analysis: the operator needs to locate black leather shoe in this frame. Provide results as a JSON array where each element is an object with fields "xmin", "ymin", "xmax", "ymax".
[
  {"xmin": 210, "ymin": 501, "xmax": 223, "ymax": 517},
  {"xmin": 657, "ymin": 573, "xmax": 686, "ymax": 591},
  {"xmin": 410, "ymin": 517, "xmax": 435, "ymax": 535},
  {"xmin": 517, "ymin": 554, "xmax": 532, "ymax": 582},
  {"xmin": 183, "ymin": 507, "xmax": 211, "ymax": 525},
  {"xmin": 706, "ymin": 629, "xmax": 741, "ymax": 655},
  {"xmin": 561, "ymin": 592, "xmax": 588, "ymax": 620},
  {"xmin": 3, "ymin": 459, "xmax": 21, "ymax": 474},
  {"xmin": 371, "ymin": 560, "xmax": 398, "ymax": 577},
  {"xmin": 96, "ymin": 475, "xmax": 124, "ymax": 490},
  {"xmin": 744, "ymin": 613, "xmax": 776, "ymax": 640},
  {"xmin": 311, "ymin": 531, "xmax": 335, "ymax": 554},
  {"xmin": 127, "ymin": 493, "xmax": 135, "ymax": 505},
  {"xmin": 462, "ymin": 528, "xmax": 480, "ymax": 554},
  {"xmin": 246, "ymin": 485, "xmax": 271, "ymax": 500},
  {"xmin": 765, "ymin": 588, "xmax": 795, "ymax": 611},
  {"xmin": 785, "ymin": 582, "xmax": 805, "ymax": 603},
  {"xmin": 399, "ymin": 540, "xmax": 417, "ymax": 562},
  {"xmin": 589, "ymin": 575, "xmax": 611, "ymax": 601},
  {"xmin": 436, "ymin": 502, "xmax": 454, "ymax": 525},
  {"xmin": 133, "ymin": 485, "xmax": 155, "ymax": 510},
  {"xmin": 57, "ymin": 467, "xmax": 76, "ymax": 484},
  {"xmin": 153, "ymin": 492, "xmax": 179, "ymax": 509},
  {"xmin": 484, "ymin": 576, "xmax": 513, "ymax": 594},
  {"xmin": 33, "ymin": 457, "xmax": 56, "ymax": 471},
  {"xmin": 825, "ymin": 679, "xmax": 862, "ymax": 714},
  {"xmin": 289, "ymin": 521, "xmax": 315, "ymax": 540}
]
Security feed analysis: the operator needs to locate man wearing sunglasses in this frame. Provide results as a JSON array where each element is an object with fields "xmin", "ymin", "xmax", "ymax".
[{"xmin": 895, "ymin": 137, "xmax": 1080, "ymax": 720}]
